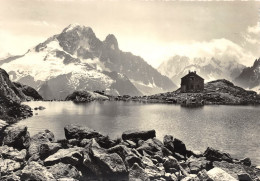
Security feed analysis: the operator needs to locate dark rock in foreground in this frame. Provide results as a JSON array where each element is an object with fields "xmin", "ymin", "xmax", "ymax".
[
  {"xmin": 0, "ymin": 123, "xmax": 259, "ymax": 180},
  {"xmin": 0, "ymin": 68, "xmax": 42, "ymax": 123}
]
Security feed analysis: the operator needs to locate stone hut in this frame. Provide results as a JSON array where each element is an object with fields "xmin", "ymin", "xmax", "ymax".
[{"xmin": 181, "ymin": 71, "xmax": 204, "ymax": 93}]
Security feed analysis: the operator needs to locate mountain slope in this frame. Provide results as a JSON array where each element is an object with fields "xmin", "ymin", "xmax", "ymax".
[
  {"xmin": 158, "ymin": 55, "xmax": 245, "ymax": 86},
  {"xmin": 234, "ymin": 58, "xmax": 260, "ymax": 93},
  {"xmin": 0, "ymin": 68, "xmax": 35, "ymax": 122},
  {"xmin": 1, "ymin": 24, "xmax": 176, "ymax": 99}
]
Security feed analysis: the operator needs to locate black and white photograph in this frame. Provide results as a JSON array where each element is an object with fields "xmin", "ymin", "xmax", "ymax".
[{"xmin": 0, "ymin": 0, "xmax": 260, "ymax": 180}]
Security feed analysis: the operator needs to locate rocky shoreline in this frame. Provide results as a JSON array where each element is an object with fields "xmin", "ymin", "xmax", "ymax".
[
  {"xmin": 0, "ymin": 124, "xmax": 259, "ymax": 180},
  {"xmin": 64, "ymin": 79, "xmax": 260, "ymax": 106}
]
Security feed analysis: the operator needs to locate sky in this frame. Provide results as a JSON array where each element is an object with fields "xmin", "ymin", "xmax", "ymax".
[{"xmin": 0, "ymin": 0, "xmax": 260, "ymax": 68}]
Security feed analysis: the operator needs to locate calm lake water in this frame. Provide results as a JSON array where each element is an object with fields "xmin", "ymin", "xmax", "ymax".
[{"xmin": 17, "ymin": 101, "xmax": 260, "ymax": 165}]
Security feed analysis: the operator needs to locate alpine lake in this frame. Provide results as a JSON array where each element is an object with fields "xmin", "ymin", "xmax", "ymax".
[{"xmin": 16, "ymin": 101, "xmax": 260, "ymax": 165}]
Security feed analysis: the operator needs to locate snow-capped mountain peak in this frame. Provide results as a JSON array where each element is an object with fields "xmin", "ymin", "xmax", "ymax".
[{"xmin": 1, "ymin": 24, "xmax": 176, "ymax": 99}]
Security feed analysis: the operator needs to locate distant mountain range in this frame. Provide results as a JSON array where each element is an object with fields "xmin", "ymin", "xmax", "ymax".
[
  {"xmin": 0, "ymin": 24, "xmax": 176, "ymax": 100},
  {"xmin": 234, "ymin": 58, "xmax": 260, "ymax": 93},
  {"xmin": 158, "ymin": 55, "xmax": 245, "ymax": 86}
]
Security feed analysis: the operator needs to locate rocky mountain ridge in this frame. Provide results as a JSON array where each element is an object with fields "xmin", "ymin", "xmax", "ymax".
[
  {"xmin": 234, "ymin": 58, "xmax": 260, "ymax": 93},
  {"xmin": 1, "ymin": 24, "xmax": 176, "ymax": 100}
]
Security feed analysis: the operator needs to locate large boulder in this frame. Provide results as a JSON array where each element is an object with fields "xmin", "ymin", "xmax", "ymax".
[
  {"xmin": 0, "ymin": 158, "xmax": 22, "ymax": 175},
  {"xmin": 107, "ymin": 144, "xmax": 135, "ymax": 160},
  {"xmin": 44, "ymin": 147, "xmax": 84, "ymax": 166},
  {"xmin": 163, "ymin": 135, "xmax": 174, "ymax": 152},
  {"xmin": 187, "ymin": 156, "xmax": 210, "ymax": 174},
  {"xmin": 163, "ymin": 156, "xmax": 179, "ymax": 173},
  {"xmin": 240, "ymin": 157, "xmax": 251, "ymax": 167},
  {"xmin": 64, "ymin": 124, "xmax": 104, "ymax": 140},
  {"xmin": 122, "ymin": 129, "xmax": 156, "ymax": 142},
  {"xmin": 203, "ymin": 147, "xmax": 232, "ymax": 162},
  {"xmin": 83, "ymin": 139, "xmax": 127, "ymax": 177},
  {"xmin": 207, "ymin": 167, "xmax": 237, "ymax": 181},
  {"xmin": 47, "ymin": 162, "xmax": 82, "ymax": 180},
  {"xmin": 28, "ymin": 130, "xmax": 61, "ymax": 159},
  {"xmin": 2, "ymin": 125, "xmax": 30, "ymax": 149},
  {"xmin": 19, "ymin": 161, "xmax": 55, "ymax": 180},
  {"xmin": 129, "ymin": 163, "xmax": 149, "ymax": 181},
  {"xmin": 141, "ymin": 156, "xmax": 165, "ymax": 179},
  {"xmin": 213, "ymin": 161, "xmax": 257, "ymax": 180},
  {"xmin": 136, "ymin": 138, "xmax": 164, "ymax": 157},
  {"xmin": 181, "ymin": 174, "xmax": 200, "ymax": 181},
  {"xmin": 173, "ymin": 138, "xmax": 187, "ymax": 157},
  {"xmin": 0, "ymin": 145, "xmax": 27, "ymax": 162},
  {"xmin": 30, "ymin": 129, "xmax": 55, "ymax": 143},
  {"xmin": 163, "ymin": 135, "xmax": 187, "ymax": 157}
]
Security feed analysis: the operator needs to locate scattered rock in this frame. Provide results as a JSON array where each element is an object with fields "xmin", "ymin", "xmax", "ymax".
[
  {"xmin": 238, "ymin": 173, "xmax": 253, "ymax": 181},
  {"xmin": 0, "ymin": 124, "xmax": 258, "ymax": 181},
  {"xmin": 163, "ymin": 135, "xmax": 175, "ymax": 152},
  {"xmin": 83, "ymin": 139, "xmax": 127, "ymax": 177},
  {"xmin": 207, "ymin": 167, "xmax": 237, "ymax": 181},
  {"xmin": 19, "ymin": 161, "xmax": 55, "ymax": 180},
  {"xmin": 122, "ymin": 129, "xmax": 156, "ymax": 142},
  {"xmin": 31, "ymin": 129, "xmax": 55, "ymax": 143},
  {"xmin": 137, "ymin": 138, "xmax": 164, "ymax": 157},
  {"xmin": 0, "ymin": 145, "xmax": 27, "ymax": 162},
  {"xmin": 187, "ymin": 156, "xmax": 210, "ymax": 174},
  {"xmin": 28, "ymin": 130, "xmax": 60, "ymax": 159},
  {"xmin": 44, "ymin": 147, "xmax": 84, "ymax": 166},
  {"xmin": 173, "ymin": 138, "xmax": 187, "ymax": 157},
  {"xmin": 213, "ymin": 161, "xmax": 256, "ymax": 180},
  {"xmin": 197, "ymin": 169, "xmax": 213, "ymax": 181},
  {"xmin": 0, "ymin": 158, "xmax": 22, "ymax": 175},
  {"xmin": 181, "ymin": 174, "xmax": 200, "ymax": 181},
  {"xmin": 34, "ymin": 106, "xmax": 46, "ymax": 110},
  {"xmin": 129, "ymin": 163, "xmax": 149, "ymax": 181},
  {"xmin": 107, "ymin": 144, "xmax": 134, "ymax": 160},
  {"xmin": 2, "ymin": 125, "xmax": 30, "ymax": 149},
  {"xmin": 64, "ymin": 124, "xmax": 103, "ymax": 140},
  {"xmin": 47, "ymin": 162, "xmax": 82, "ymax": 179},
  {"xmin": 203, "ymin": 147, "xmax": 233, "ymax": 162},
  {"xmin": 240, "ymin": 157, "xmax": 251, "ymax": 167},
  {"xmin": 163, "ymin": 156, "xmax": 179, "ymax": 172}
]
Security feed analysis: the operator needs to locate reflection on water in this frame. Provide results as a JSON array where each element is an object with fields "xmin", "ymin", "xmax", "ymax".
[{"xmin": 18, "ymin": 101, "xmax": 260, "ymax": 164}]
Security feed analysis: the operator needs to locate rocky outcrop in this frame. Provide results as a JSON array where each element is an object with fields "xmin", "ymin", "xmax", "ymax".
[
  {"xmin": 111, "ymin": 79, "xmax": 260, "ymax": 105},
  {"xmin": 65, "ymin": 90, "xmax": 109, "ymax": 103},
  {"xmin": 1, "ymin": 125, "xmax": 30, "ymax": 149},
  {"xmin": 0, "ymin": 68, "xmax": 42, "ymax": 123},
  {"xmin": 0, "ymin": 125, "xmax": 259, "ymax": 180},
  {"xmin": 13, "ymin": 82, "xmax": 43, "ymax": 100}
]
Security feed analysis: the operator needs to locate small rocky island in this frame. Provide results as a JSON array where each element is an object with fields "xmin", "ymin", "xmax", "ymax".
[{"xmin": 0, "ymin": 124, "xmax": 260, "ymax": 180}]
